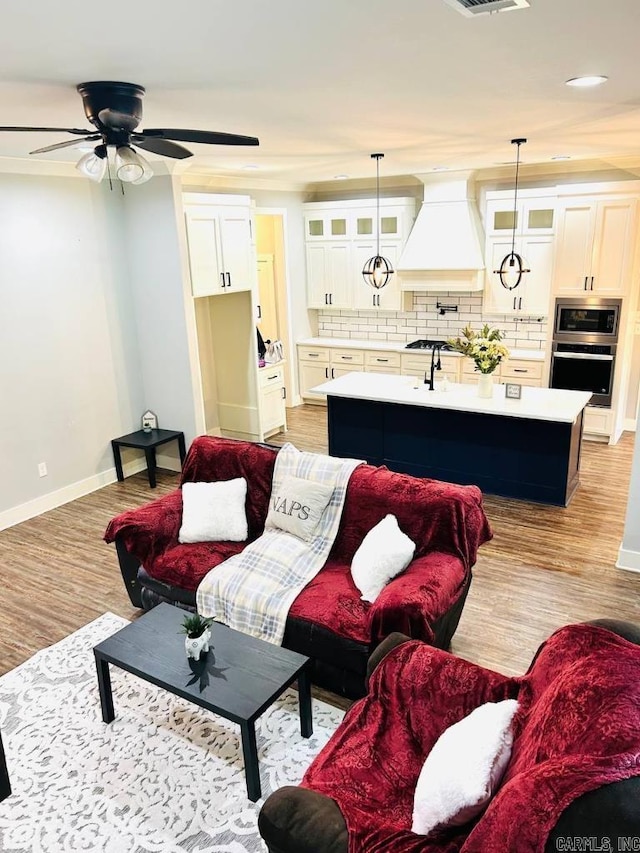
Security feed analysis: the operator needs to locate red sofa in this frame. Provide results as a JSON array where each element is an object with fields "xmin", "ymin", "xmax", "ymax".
[
  {"xmin": 258, "ymin": 620, "xmax": 640, "ymax": 853},
  {"xmin": 105, "ymin": 435, "xmax": 491, "ymax": 698}
]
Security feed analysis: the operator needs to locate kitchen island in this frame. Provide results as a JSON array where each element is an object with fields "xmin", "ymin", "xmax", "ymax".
[{"xmin": 313, "ymin": 372, "xmax": 592, "ymax": 506}]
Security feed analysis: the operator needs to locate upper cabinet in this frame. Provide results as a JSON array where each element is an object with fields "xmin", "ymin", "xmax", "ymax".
[
  {"xmin": 553, "ymin": 196, "xmax": 638, "ymax": 296},
  {"xmin": 485, "ymin": 196, "xmax": 556, "ymax": 238},
  {"xmin": 303, "ymin": 198, "xmax": 416, "ymax": 311},
  {"xmin": 184, "ymin": 193, "xmax": 256, "ymax": 297},
  {"xmin": 483, "ymin": 190, "xmax": 556, "ymax": 316}
]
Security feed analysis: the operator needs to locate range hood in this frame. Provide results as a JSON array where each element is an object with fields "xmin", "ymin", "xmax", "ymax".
[{"xmin": 397, "ymin": 173, "xmax": 485, "ymax": 292}]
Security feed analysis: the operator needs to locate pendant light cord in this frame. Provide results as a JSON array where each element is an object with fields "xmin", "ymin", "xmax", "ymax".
[
  {"xmin": 374, "ymin": 153, "xmax": 382, "ymax": 257},
  {"xmin": 510, "ymin": 138, "xmax": 526, "ymax": 257}
]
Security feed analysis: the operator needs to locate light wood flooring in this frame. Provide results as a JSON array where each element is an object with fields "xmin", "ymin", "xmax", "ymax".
[{"xmin": 1, "ymin": 405, "xmax": 638, "ymax": 692}]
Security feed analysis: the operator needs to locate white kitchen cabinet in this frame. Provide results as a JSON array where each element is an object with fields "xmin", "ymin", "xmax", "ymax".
[
  {"xmin": 184, "ymin": 195, "xmax": 255, "ymax": 297},
  {"xmin": 306, "ymin": 243, "xmax": 352, "ymax": 308},
  {"xmin": 304, "ymin": 211, "xmax": 349, "ymax": 241},
  {"xmin": 298, "ymin": 345, "xmax": 366, "ymax": 400},
  {"xmin": 583, "ymin": 406, "xmax": 613, "ymax": 438},
  {"xmin": 351, "ymin": 241, "xmax": 411, "ymax": 311},
  {"xmin": 553, "ymin": 197, "xmax": 637, "ymax": 296},
  {"xmin": 485, "ymin": 196, "xmax": 556, "ymax": 238},
  {"xmin": 259, "ymin": 363, "xmax": 287, "ymax": 436},
  {"xmin": 401, "ymin": 353, "xmax": 461, "ymax": 384},
  {"xmin": 500, "ymin": 358, "xmax": 544, "ymax": 387},
  {"xmin": 483, "ymin": 189, "xmax": 556, "ymax": 317},
  {"xmin": 364, "ymin": 350, "xmax": 401, "ymax": 370},
  {"xmin": 484, "ymin": 235, "xmax": 554, "ymax": 315},
  {"xmin": 303, "ymin": 198, "xmax": 416, "ymax": 311}
]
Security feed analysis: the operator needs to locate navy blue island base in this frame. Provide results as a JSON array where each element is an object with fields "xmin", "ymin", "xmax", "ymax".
[{"xmin": 327, "ymin": 395, "xmax": 585, "ymax": 507}]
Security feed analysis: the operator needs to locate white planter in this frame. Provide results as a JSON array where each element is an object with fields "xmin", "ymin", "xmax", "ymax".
[
  {"xmin": 477, "ymin": 374, "xmax": 495, "ymax": 399},
  {"xmin": 185, "ymin": 628, "xmax": 211, "ymax": 661}
]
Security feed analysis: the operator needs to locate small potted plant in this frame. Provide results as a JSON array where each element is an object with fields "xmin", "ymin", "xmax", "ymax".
[{"xmin": 180, "ymin": 613, "xmax": 214, "ymax": 660}]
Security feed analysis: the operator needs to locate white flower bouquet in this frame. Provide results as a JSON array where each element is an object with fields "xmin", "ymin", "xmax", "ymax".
[{"xmin": 447, "ymin": 324, "xmax": 510, "ymax": 375}]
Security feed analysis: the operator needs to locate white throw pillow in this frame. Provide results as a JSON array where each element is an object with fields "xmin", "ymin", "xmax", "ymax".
[
  {"xmin": 265, "ymin": 474, "xmax": 334, "ymax": 541},
  {"xmin": 411, "ymin": 699, "xmax": 519, "ymax": 836},
  {"xmin": 350, "ymin": 514, "xmax": 415, "ymax": 603},
  {"xmin": 178, "ymin": 479, "xmax": 248, "ymax": 543}
]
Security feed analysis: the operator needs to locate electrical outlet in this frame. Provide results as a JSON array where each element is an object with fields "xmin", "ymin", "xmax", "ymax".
[{"xmin": 38, "ymin": 462, "xmax": 47, "ymax": 477}]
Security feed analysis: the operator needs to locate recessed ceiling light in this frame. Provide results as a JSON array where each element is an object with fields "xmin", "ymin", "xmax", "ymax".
[
  {"xmin": 242, "ymin": 164, "xmax": 259, "ymax": 170},
  {"xmin": 565, "ymin": 75, "xmax": 608, "ymax": 88},
  {"xmin": 334, "ymin": 174, "xmax": 349, "ymax": 180},
  {"xmin": 551, "ymin": 155, "xmax": 572, "ymax": 161},
  {"xmin": 432, "ymin": 166, "xmax": 449, "ymax": 172}
]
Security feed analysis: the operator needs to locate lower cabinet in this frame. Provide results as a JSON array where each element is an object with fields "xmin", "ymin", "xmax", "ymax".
[
  {"xmin": 298, "ymin": 343, "xmax": 546, "ymax": 401},
  {"xmin": 583, "ymin": 406, "xmax": 613, "ymax": 438},
  {"xmin": 401, "ymin": 353, "xmax": 461, "ymax": 384},
  {"xmin": 259, "ymin": 364, "xmax": 287, "ymax": 436}
]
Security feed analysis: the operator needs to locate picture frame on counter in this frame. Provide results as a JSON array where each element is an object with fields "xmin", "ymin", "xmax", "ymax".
[{"xmin": 505, "ymin": 383, "xmax": 523, "ymax": 400}]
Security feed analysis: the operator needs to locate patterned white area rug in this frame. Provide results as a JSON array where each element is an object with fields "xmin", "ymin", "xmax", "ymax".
[{"xmin": 0, "ymin": 613, "xmax": 345, "ymax": 852}]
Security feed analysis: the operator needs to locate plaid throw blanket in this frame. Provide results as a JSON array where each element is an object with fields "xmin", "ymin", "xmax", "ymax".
[{"xmin": 196, "ymin": 443, "xmax": 362, "ymax": 645}]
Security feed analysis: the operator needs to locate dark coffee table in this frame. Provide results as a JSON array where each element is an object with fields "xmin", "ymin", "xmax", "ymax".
[{"xmin": 93, "ymin": 603, "xmax": 312, "ymax": 801}]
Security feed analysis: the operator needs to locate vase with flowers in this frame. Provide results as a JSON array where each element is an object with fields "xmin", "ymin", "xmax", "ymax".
[{"xmin": 447, "ymin": 324, "xmax": 510, "ymax": 398}]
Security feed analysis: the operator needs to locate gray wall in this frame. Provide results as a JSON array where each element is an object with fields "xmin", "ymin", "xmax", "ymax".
[
  {"xmin": 120, "ymin": 175, "xmax": 200, "ymax": 448},
  {"xmin": 0, "ymin": 173, "xmax": 144, "ymax": 518}
]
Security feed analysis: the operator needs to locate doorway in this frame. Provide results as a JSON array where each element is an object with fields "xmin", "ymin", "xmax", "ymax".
[{"xmin": 255, "ymin": 212, "xmax": 293, "ymax": 406}]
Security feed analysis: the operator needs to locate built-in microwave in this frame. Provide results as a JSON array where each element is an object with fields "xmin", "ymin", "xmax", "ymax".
[{"xmin": 554, "ymin": 297, "xmax": 622, "ymax": 342}]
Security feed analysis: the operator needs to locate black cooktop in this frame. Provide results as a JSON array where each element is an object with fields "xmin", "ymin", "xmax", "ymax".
[{"xmin": 405, "ymin": 339, "xmax": 452, "ymax": 350}]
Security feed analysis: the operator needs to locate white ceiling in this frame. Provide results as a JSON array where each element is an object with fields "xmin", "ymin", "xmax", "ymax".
[{"xmin": 1, "ymin": 0, "xmax": 639, "ymax": 185}]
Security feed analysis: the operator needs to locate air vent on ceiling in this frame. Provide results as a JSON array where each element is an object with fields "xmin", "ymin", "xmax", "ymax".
[{"xmin": 443, "ymin": 0, "xmax": 530, "ymax": 16}]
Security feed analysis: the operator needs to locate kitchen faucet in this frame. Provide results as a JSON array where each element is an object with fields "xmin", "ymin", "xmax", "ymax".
[{"xmin": 424, "ymin": 343, "xmax": 442, "ymax": 391}]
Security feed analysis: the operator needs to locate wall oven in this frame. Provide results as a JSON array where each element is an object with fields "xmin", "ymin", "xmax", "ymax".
[{"xmin": 550, "ymin": 298, "xmax": 622, "ymax": 408}]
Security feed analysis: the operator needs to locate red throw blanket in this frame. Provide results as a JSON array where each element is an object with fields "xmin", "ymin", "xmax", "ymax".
[
  {"xmin": 104, "ymin": 436, "xmax": 492, "ymax": 645},
  {"xmin": 302, "ymin": 624, "xmax": 640, "ymax": 852}
]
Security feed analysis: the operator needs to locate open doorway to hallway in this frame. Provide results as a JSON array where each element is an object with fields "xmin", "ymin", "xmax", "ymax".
[{"xmin": 255, "ymin": 212, "xmax": 293, "ymax": 406}]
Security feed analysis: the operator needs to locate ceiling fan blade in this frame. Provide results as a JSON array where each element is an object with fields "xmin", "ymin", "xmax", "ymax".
[
  {"xmin": 131, "ymin": 136, "xmax": 193, "ymax": 159},
  {"xmin": 29, "ymin": 135, "xmax": 101, "ymax": 155},
  {"xmin": 0, "ymin": 126, "xmax": 93, "ymax": 135},
  {"xmin": 141, "ymin": 128, "xmax": 259, "ymax": 147}
]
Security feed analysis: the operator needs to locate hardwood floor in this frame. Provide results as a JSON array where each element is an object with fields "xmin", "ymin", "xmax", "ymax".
[{"xmin": 1, "ymin": 405, "xmax": 638, "ymax": 694}]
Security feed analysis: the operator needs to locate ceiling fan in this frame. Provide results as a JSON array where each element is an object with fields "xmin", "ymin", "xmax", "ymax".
[{"xmin": 0, "ymin": 81, "xmax": 259, "ymax": 184}]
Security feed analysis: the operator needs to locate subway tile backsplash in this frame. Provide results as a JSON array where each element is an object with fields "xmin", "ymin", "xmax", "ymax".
[{"xmin": 317, "ymin": 293, "xmax": 548, "ymax": 350}]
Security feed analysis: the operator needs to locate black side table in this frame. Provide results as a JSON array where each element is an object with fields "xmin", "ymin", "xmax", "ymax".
[{"xmin": 111, "ymin": 428, "xmax": 186, "ymax": 488}]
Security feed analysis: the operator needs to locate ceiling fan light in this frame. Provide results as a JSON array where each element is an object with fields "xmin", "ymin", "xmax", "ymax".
[
  {"xmin": 131, "ymin": 155, "xmax": 153, "ymax": 184},
  {"xmin": 75, "ymin": 148, "xmax": 107, "ymax": 182},
  {"xmin": 115, "ymin": 145, "xmax": 147, "ymax": 182}
]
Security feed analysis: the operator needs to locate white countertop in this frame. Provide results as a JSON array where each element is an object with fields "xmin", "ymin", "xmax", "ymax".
[
  {"xmin": 298, "ymin": 337, "xmax": 545, "ymax": 362},
  {"xmin": 312, "ymin": 372, "xmax": 591, "ymax": 424}
]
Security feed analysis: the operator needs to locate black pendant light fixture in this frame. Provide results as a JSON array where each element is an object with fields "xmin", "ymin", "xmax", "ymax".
[
  {"xmin": 494, "ymin": 138, "xmax": 530, "ymax": 290},
  {"xmin": 362, "ymin": 153, "xmax": 394, "ymax": 290}
]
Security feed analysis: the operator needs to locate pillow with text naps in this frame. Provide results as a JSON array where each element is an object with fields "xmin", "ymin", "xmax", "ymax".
[
  {"xmin": 265, "ymin": 475, "xmax": 334, "ymax": 541},
  {"xmin": 178, "ymin": 479, "xmax": 248, "ymax": 543},
  {"xmin": 350, "ymin": 514, "xmax": 415, "ymax": 603},
  {"xmin": 412, "ymin": 699, "xmax": 520, "ymax": 836}
]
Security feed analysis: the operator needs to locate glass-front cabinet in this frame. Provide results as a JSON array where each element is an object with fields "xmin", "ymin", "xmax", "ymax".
[
  {"xmin": 303, "ymin": 198, "xmax": 416, "ymax": 311},
  {"xmin": 483, "ymin": 189, "xmax": 557, "ymax": 316}
]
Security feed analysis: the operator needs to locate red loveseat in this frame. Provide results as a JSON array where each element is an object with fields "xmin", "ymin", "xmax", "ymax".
[
  {"xmin": 258, "ymin": 620, "xmax": 640, "ymax": 853},
  {"xmin": 105, "ymin": 435, "xmax": 491, "ymax": 698}
]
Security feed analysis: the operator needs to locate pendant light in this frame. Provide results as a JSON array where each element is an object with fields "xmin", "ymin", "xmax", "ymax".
[
  {"xmin": 362, "ymin": 153, "xmax": 394, "ymax": 290},
  {"xmin": 494, "ymin": 138, "xmax": 530, "ymax": 290}
]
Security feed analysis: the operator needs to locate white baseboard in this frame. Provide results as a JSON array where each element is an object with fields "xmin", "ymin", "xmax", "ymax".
[
  {"xmin": 623, "ymin": 417, "xmax": 637, "ymax": 432},
  {"xmin": 0, "ymin": 455, "xmax": 182, "ymax": 532},
  {"xmin": 616, "ymin": 546, "xmax": 640, "ymax": 573}
]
